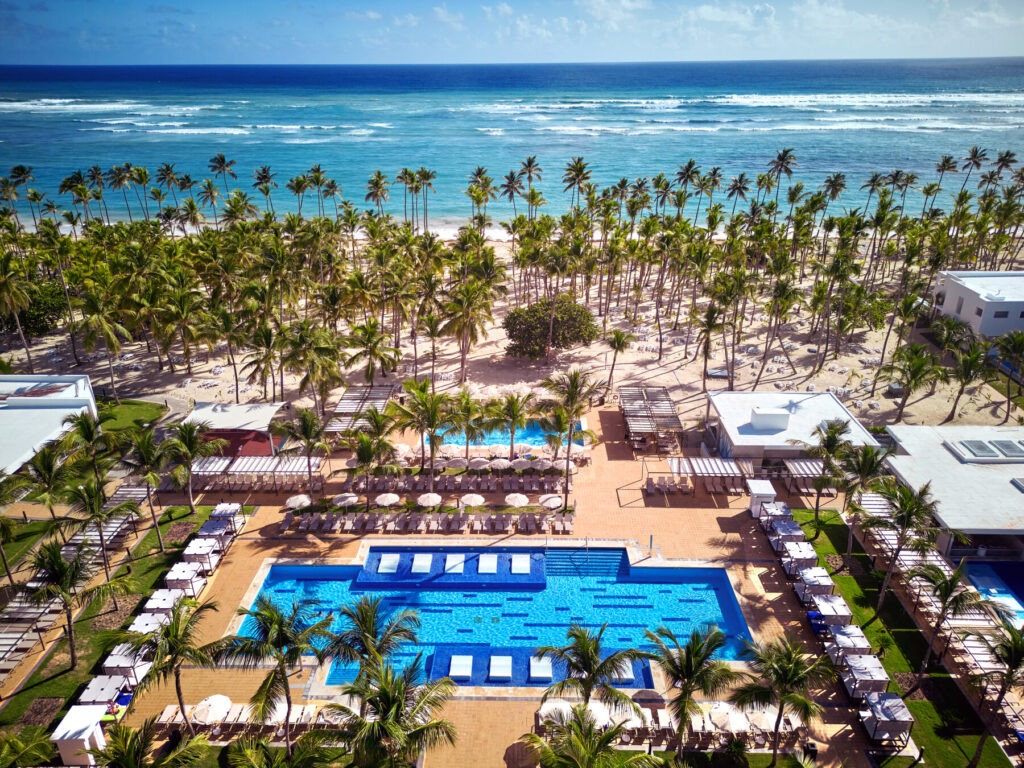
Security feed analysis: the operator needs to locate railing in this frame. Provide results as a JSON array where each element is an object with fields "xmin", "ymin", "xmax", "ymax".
[{"xmin": 949, "ymin": 546, "xmax": 1022, "ymax": 561}]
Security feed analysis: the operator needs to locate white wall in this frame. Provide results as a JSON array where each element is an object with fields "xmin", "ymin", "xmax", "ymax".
[{"xmin": 935, "ymin": 278, "xmax": 1024, "ymax": 337}]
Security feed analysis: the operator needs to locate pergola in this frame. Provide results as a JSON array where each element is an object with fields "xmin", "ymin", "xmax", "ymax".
[
  {"xmin": 214, "ymin": 455, "xmax": 324, "ymax": 491},
  {"xmin": 783, "ymin": 459, "xmax": 834, "ymax": 495},
  {"xmin": 327, "ymin": 384, "xmax": 395, "ymax": 433},
  {"xmin": 619, "ymin": 387, "xmax": 685, "ymax": 434},
  {"xmin": 675, "ymin": 456, "xmax": 745, "ymax": 494}
]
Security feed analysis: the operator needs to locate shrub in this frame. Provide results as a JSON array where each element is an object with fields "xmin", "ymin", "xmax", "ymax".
[{"xmin": 503, "ymin": 294, "xmax": 599, "ymax": 359}]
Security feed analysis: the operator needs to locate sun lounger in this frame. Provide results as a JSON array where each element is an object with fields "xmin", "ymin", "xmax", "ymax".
[
  {"xmin": 278, "ymin": 513, "xmax": 293, "ymax": 534},
  {"xmin": 511, "ymin": 553, "xmax": 531, "ymax": 575},
  {"xmin": 478, "ymin": 553, "xmax": 498, "ymax": 574},
  {"xmin": 445, "ymin": 553, "xmax": 465, "ymax": 573},
  {"xmin": 378, "ymin": 553, "xmax": 400, "ymax": 574},
  {"xmin": 449, "ymin": 655, "xmax": 473, "ymax": 680},
  {"xmin": 489, "ymin": 655, "xmax": 513, "ymax": 681},
  {"xmin": 529, "ymin": 655, "xmax": 553, "ymax": 681},
  {"xmin": 411, "ymin": 553, "xmax": 432, "ymax": 573}
]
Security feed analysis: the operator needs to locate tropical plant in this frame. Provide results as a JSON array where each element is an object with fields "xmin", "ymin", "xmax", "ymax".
[
  {"xmin": 995, "ymin": 329, "xmax": 1024, "ymax": 423},
  {"xmin": 0, "ymin": 474, "xmax": 29, "ymax": 586},
  {"xmin": 165, "ymin": 421, "xmax": 228, "ymax": 515},
  {"xmin": 61, "ymin": 480, "xmax": 139, "ymax": 589},
  {"xmin": 488, "ymin": 392, "xmax": 535, "ymax": 461},
  {"xmin": 944, "ymin": 340, "xmax": 990, "ymax": 422},
  {"xmin": 878, "ymin": 343, "xmax": 947, "ymax": 423},
  {"xmin": 521, "ymin": 704, "xmax": 662, "ymax": 768},
  {"xmin": 790, "ymin": 418, "xmax": 852, "ymax": 539},
  {"xmin": 0, "ymin": 726, "xmax": 55, "ymax": 768},
  {"xmin": 118, "ymin": 427, "xmax": 173, "ymax": 552},
  {"xmin": 603, "ymin": 329, "xmax": 636, "ymax": 393},
  {"xmin": 21, "ymin": 442, "xmax": 74, "ymax": 523},
  {"xmin": 225, "ymin": 732, "xmax": 344, "ymax": 768},
  {"xmin": 838, "ymin": 445, "xmax": 892, "ymax": 562},
  {"xmin": 86, "ymin": 717, "xmax": 208, "ymax": 768},
  {"xmin": 388, "ymin": 378, "xmax": 452, "ymax": 492},
  {"xmin": 965, "ymin": 616, "xmax": 1024, "ymax": 767},
  {"xmin": 272, "ymin": 409, "xmax": 331, "ymax": 492},
  {"xmin": 326, "ymin": 595, "xmax": 419, "ymax": 681},
  {"xmin": 502, "ymin": 295, "xmax": 599, "ymax": 360},
  {"xmin": 0, "ymin": 252, "xmax": 34, "ymax": 373},
  {"xmin": 542, "ymin": 369, "xmax": 605, "ymax": 509},
  {"xmin": 909, "ymin": 561, "xmax": 988, "ymax": 678},
  {"xmin": 345, "ymin": 318, "xmax": 399, "ymax": 385}
]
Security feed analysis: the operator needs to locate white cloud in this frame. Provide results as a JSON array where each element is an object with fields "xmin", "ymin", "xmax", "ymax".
[
  {"xmin": 344, "ymin": 10, "xmax": 382, "ymax": 22},
  {"xmin": 433, "ymin": 4, "xmax": 466, "ymax": 31},
  {"xmin": 482, "ymin": 2, "xmax": 514, "ymax": 21},
  {"xmin": 688, "ymin": 3, "xmax": 776, "ymax": 33},
  {"xmin": 392, "ymin": 13, "xmax": 420, "ymax": 27},
  {"xmin": 573, "ymin": 0, "xmax": 651, "ymax": 32}
]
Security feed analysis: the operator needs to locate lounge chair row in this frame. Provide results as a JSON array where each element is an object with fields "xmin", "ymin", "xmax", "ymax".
[
  {"xmin": 156, "ymin": 703, "xmax": 321, "ymax": 738},
  {"xmin": 280, "ymin": 511, "xmax": 575, "ymax": 536},
  {"xmin": 643, "ymin": 476, "xmax": 693, "ymax": 496},
  {"xmin": 345, "ymin": 474, "xmax": 570, "ymax": 494}
]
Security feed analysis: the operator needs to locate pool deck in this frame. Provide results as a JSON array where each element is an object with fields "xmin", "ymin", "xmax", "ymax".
[{"xmin": 122, "ymin": 405, "xmax": 872, "ymax": 767}]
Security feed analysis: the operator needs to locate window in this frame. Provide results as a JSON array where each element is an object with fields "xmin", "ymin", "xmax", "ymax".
[
  {"xmin": 975, "ymin": 307, "xmax": 983, "ymax": 317},
  {"xmin": 994, "ymin": 310, "xmax": 1009, "ymax": 319},
  {"xmin": 1020, "ymin": 311, "xmax": 1024, "ymax": 319}
]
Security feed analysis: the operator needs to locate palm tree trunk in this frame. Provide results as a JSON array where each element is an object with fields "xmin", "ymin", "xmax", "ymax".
[
  {"xmin": 187, "ymin": 473, "xmax": 197, "ymax": 515},
  {"xmin": 0, "ymin": 546, "xmax": 13, "ymax": 586},
  {"xmin": 770, "ymin": 705, "xmax": 786, "ymax": 767},
  {"xmin": 282, "ymin": 665, "xmax": 295, "ymax": 757},
  {"xmin": 607, "ymin": 351, "xmax": 619, "ymax": 393},
  {"xmin": 147, "ymin": 488, "xmax": 165, "ymax": 553},
  {"xmin": 66, "ymin": 605, "xmax": 78, "ymax": 670},
  {"xmin": 106, "ymin": 349, "xmax": 120, "ymax": 405},
  {"xmin": 176, "ymin": 667, "xmax": 195, "ymax": 736},
  {"xmin": 946, "ymin": 385, "xmax": 966, "ymax": 423},
  {"xmin": 563, "ymin": 424, "xmax": 574, "ymax": 510},
  {"xmin": 13, "ymin": 311, "xmax": 34, "ymax": 374},
  {"xmin": 876, "ymin": 544, "xmax": 902, "ymax": 613}
]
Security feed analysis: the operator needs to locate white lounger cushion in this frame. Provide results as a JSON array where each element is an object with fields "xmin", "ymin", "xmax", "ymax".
[
  {"xmin": 411, "ymin": 553, "xmax": 432, "ymax": 573},
  {"xmin": 449, "ymin": 655, "xmax": 473, "ymax": 680},
  {"xmin": 529, "ymin": 655, "xmax": 553, "ymax": 681},
  {"xmin": 510, "ymin": 554, "xmax": 531, "ymax": 574},
  {"xmin": 489, "ymin": 655, "xmax": 513, "ymax": 680},
  {"xmin": 378, "ymin": 553, "xmax": 400, "ymax": 574},
  {"xmin": 445, "ymin": 553, "xmax": 465, "ymax": 573},
  {"xmin": 477, "ymin": 553, "xmax": 498, "ymax": 574}
]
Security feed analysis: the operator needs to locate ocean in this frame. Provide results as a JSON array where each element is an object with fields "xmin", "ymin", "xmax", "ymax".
[{"xmin": 1, "ymin": 59, "xmax": 1022, "ymax": 233}]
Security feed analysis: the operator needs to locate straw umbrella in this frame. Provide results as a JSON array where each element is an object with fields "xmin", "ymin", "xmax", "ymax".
[
  {"xmin": 488, "ymin": 458, "xmax": 511, "ymax": 473},
  {"xmin": 531, "ymin": 458, "xmax": 553, "ymax": 472},
  {"xmin": 447, "ymin": 457, "xmax": 469, "ymax": 470},
  {"xmin": 511, "ymin": 458, "xmax": 532, "ymax": 472}
]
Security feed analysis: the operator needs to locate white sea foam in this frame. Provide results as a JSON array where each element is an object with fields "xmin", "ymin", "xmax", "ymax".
[
  {"xmin": 367, "ymin": 122, "xmax": 393, "ymax": 128},
  {"xmin": 146, "ymin": 127, "xmax": 251, "ymax": 136},
  {"xmin": 0, "ymin": 98, "xmax": 153, "ymax": 113},
  {"xmin": 711, "ymin": 92, "xmax": 1024, "ymax": 110},
  {"xmin": 347, "ymin": 128, "xmax": 374, "ymax": 136},
  {"xmin": 476, "ymin": 127, "xmax": 505, "ymax": 136}
]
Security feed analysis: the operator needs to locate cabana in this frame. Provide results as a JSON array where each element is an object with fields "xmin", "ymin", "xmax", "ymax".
[
  {"xmin": 326, "ymin": 384, "xmax": 395, "ymax": 433},
  {"xmin": 224, "ymin": 455, "xmax": 323, "ymax": 492},
  {"xmin": 841, "ymin": 654, "xmax": 889, "ymax": 698},
  {"xmin": 619, "ymin": 386, "xmax": 684, "ymax": 454},
  {"xmin": 52, "ymin": 705, "xmax": 107, "ymax": 766},
  {"xmin": 183, "ymin": 402, "xmax": 285, "ymax": 457},
  {"xmin": 687, "ymin": 457, "xmax": 744, "ymax": 494},
  {"xmin": 859, "ymin": 692, "xmax": 914, "ymax": 746}
]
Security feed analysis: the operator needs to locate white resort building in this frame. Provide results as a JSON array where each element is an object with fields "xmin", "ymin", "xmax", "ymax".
[
  {"xmin": 932, "ymin": 270, "xmax": 1024, "ymax": 338},
  {"xmin": 0, "ymin": 374, "xmax": 97, "ymax": 475}
]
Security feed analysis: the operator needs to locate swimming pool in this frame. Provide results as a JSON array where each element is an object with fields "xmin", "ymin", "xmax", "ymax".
[
  {"xmin": 966, "ymin": 561, "xmax": 1024, "ymax": 626},
  {"xmin": 440, "ymin": 420, "xmax": 583, "ymax": 448},
  {"xmin": 241, "ymin": 547, "xmax": 752, "ymax": 687}
]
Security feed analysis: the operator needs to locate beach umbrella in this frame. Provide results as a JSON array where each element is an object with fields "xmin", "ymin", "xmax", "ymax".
[
  {"xmin": 460, "ymin": 493, "xmax": 485, "ymax": 508},
  {"xmin": 586, "ymin": 700, "xmax": 613, "ymax": 728},
  {"xmin": 393, "ymin": 443, "xmax": 411, "ymax": 456},
  {"xmin": 488, "ymin": 458, "xmax": 511, "ymax": 472},
  {"xmin": 286, "ymin": 494, "xmax": 312, "ymax": 510},
  {"xmin": 745, "ymin": 705, "xmax": 780, "ymax": 732},
  {"xmin": 505, "ymin": 493, "xmax": 529, "ymax": 508},
  {"xmin": 531, "ymin": 458, "xmax": 553, "ymax": 471},
  {"xmin": 431, "ymin": 459, "xmax": 448, "ymax": 471},
  {"xmin": 447, "ymin": 457, "xmax": 469, "ymax": 469},
  {"xmin": 514, "ymin": 443, "xmax": 532, "ymax": 455},
  {"xmin": 440, "ymin": 444, "xmax": 462, "ymax": 457},
  {"xmin": 538, "ymin": 699, "xmax": 573, "ymax": 722},
  {"xmin": 192, "ymin": 694, "xmax": 232, "ymax": 725},
  {"xmin": 332, "ymin": 493, "xmax": 360, "ymax": 507},
  {"xmin": 708, "ymin": 702, "xmax": 749, "ymax": 733},
  {"xmin": 468, "ymin": 457, "xmax": 491, "ymax": 470},
  {"xmin": 417, "ymin": 493, "xmax": 443, "ymax": 508},
  {"xmin": 566, "ymin": 444, "xmax": 586, "ymax": 456},
  {"xmin": 375, "ymin": 493, "xmax": 400, "ymax": 507},
  {"xmin": 539, "ymin": 494, "xmax": 563, "ymax": 510},
  {"xmin": 511, "ymin": 458, "xmax": 532, "ymax": 471}
]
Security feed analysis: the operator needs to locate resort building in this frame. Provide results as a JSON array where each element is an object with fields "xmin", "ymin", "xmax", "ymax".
[
  {"xmin": 932, "ymin": 270, "xmax": 1024, "ymax": 338},
  {"xmin": 182, "ymin": 401, "xmax": 286, "ymax": 457},
  {"xmin": 703, "ymin": 391, "xmax": 879, "ymax": 470},
  {"xmin": 0, "ymin": 374, "xmax": 97, "ymax": 475},
  {"xmin": 885, "ymin": 424, "xmax": 1024, "ymax": 558}
]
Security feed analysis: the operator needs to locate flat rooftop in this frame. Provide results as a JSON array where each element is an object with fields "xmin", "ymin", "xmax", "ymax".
[
  {"xmin": 886, "ymin": 424, "xmax": 1024, "ymax": 535},
  {"xmin": 940, "ymin": 271, "xmax": 1024, "ymax": 303},
  {"xmin": 183, "ymin": 402, "xmax": 285, "ymax": 433},
  {"xmin": 0, "ymin": 375, "xmax": 97, "ymax": 475},
  {"xmin": 708, "ymin": 391, "xmax": 878, "ymax": 451}
]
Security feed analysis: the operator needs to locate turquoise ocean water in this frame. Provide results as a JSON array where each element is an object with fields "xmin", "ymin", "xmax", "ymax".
[{"xmin": 1, "ymin": 60, "xmax": 1023, "ymax": 232}]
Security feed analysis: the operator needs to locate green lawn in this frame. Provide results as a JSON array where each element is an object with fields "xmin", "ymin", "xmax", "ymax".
[
  {"xmin": 0, "ymin": 518, "xmax": 52, "ymax": 575},
  {"xmin": 985, "ymin": 371, "xmax": 1024, "ymax": 420},
  {"xmin": 97, "ymin": 398, "xmax": 168, "ymax": 432},
  {"xmin": 793, "ymin": 509, "xmax": 1011, "ymax": 768},
  {"xmin": 0, "ymin": 505, "xmax": 217, "ymax": 730}
]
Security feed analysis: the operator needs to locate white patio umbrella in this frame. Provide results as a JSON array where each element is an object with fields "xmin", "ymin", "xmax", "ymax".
[
  {"xmin": 488, "ymin": 458, "xmax": 511, "ymax": 472},
  {"xmin": 431, "ymin": 459, "xmax": 448, "ymax": 471},
  {"xmin": 505, "ymin": 493, "xmax": 529, "ymax": 508},
  {"xmin": 586, "ymin": 700, "xmax": 613, "ymax": 728},
  {"xmin": 393, "ymin": 443, "xmax": 411, "ymax": 456},
  {"xmin": 488, "ymin": 446, "xmax": 507, "ymax": 458},
  {"xmin": 708, "ymin": 702, "xmax": 750, "ymax": 733},
  {"xmin": 538, "ymin": 698, "xmax": 574, "ymax": 722},
  {"xmin": 417, "ymin": 493, "xmax": 443, "ymax": 508},
  {"xmin": 511, "ymin": 458, "xmax": 532, "ymax": 471},
  {"xmin": 460, "ymin": 493, "xmax": 485, "ymax": 508},
  {"xmin": 468, "ymin": 457, "xmax": 491, "ymax": 470},
  {"xmin": 531, "ymin": 459, "xmax": 553, "ymax": 471},
  {"xmin": 375, "ymin": 493, "xmax": 401, "ymax": 507},
  {"xmin": 745, "ymin": 704, "xmax": 780, "ymax": 732},
  {"xmin": 440, "ymin": 444, "xmax": 462, "ymax": 457},
  {"xmin": 332, "ymin": 493, "xmax": 360, "ymax": 507},
  {"xmin": 286, "ymin": 494, "xmax": 312, "ymax": 510},
  {"xmin": 566, "ymin": 444, "xmax": 586, "ymax": 456},
  {"xmin": 447, "ymin": 457, "xmax": 469, "ymax": 469},
  {"xmin": 192, "ymin": 694, "xmax": 232, "ymax": 725},
  {"xmin": 539, "ymin": 494, "xmax": 563, "ymax": 510},
  {"xmin": 514, "ymin": 443, "xmax": 533, "ymax": 455}
]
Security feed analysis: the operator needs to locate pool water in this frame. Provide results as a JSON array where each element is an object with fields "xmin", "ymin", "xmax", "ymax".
[
  {"xmin": 966, "ymin": 562, "xmax": 1024, "ymax": 626},
  {"xmin": 242, "ymin": 547, "xmax": 752, "ymax": 687},
  {"xmin": 440, "ymin": 420, "xmax": 583, "ymax": 448}
]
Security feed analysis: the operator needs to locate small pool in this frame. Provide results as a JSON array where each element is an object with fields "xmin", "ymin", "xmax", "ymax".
[
  {"xmin": 440, "ymin": 420, "xmax": 583, "ymax": 448},
  {"xmin": 966, "ymin": 562, "xmax": 1024, "ymax": 626},
  {"xmin": 242, "ymin": 547, "xmax": 752, "ymax": 687}
]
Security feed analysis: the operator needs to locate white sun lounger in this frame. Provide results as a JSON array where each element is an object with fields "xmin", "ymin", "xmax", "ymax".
[
  {"xmin": 529, "ymin": 655, "xmax": 553, "ymax": 681},
  {"xmin": 445, "ymin": 553, "xmax": 465, "ymax": 574},
  {"xmin": 378, "ymin": 553, "xmax": 400, "ymax": 574},
  {"xmin": 411, "ymin": 553, "xmax": 433, "ymax": 573},
  {"xmin": 489, "ymin": 655, "xmax": 513, "ymax": 681},
  {"xmin": 510, "ymin": 553, "xmax": 531, "ymax": 575},
  {"xmin": 449, "ymin": 655, "xmax": 473, "ymax": 680},
  {"xmin": 477, "ymin": 553, "xmax": 498, "ymax": 574}
]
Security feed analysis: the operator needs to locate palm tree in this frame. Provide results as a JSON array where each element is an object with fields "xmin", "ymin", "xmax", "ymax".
[
  {"xmin": 537, "ymin": 623, "xmax": 650, "ymax": 715},
  {"xmin": 345, "ymin": 319, "xmax": 399, "ymax": 385},
  {"xmin": 0, "ymin": 514, "xmax": 20, "ymax": 587},
  {"xmin": 0, "ymin": 252, "xmax": 34, "ymax": 373},
  {"xmin": 61, "ymin": 480, "xmax": 138, "ymax": 589},
  {"xmin": 0, "ymin": 726, "xmax": 56, "ymax": 767},
  {"xmin": 87, "ymin": 717, "xmax": 208, "ymax": 768},
  {"xmin": 730, "ymin": 635, "xmax": 833, "ymax": 767},
  {"xmin": 542, "ymin": 369, "xmax": 605, "ymax": 509},
  {"xmin": 441, "ymin": 280, "xmax": 494, "ymax": 384},
  {"xmin": 489, "ymin": 392, "xmax": 535, "ymax": 461},
  {"xmin": 119, "ymin": 427, "xmax": 173, "ymax": 552},
  {"xmin": 113, "ymin": 597, "xmax": 227, "ymax": 736},
  {"xmin": 346, "ymin": 431, "xmax": 396, "ymax": 512},
  {"xmin": 693, "ymin": 303, "xmax": 726, "ymax": 391},
  {"xmin": 864, "ymin": 478, "xmax": 949, "ymax": 613},
  {"xmin": 838, "ymin": 445, "xmax": 891, "ymax": 562},
  {"xmin": 224, "ymin": 597, "xmax": 334, "ymax": 758},
  {"xmin": 327, "ymin": 595, "xmax": 419, "ymax": 681},
  {"xmin": 995, "ymin": 330, "xmax": 1024, "ymax": 423},
  {"xmin": 966, "ymin": 616, "xmax": 1024, "ymax": 767},
  {"xmin": 165, "ymin": 421, "xmax": 228, "ymax": 515},
  {"xmin": 20, "ymin": 443, "xmax": 72, "ymax": 524},
  {"xmin": 77, "ymin": 284, "xmax": 131, "ymax": 403},
  {"xmin": 365, "ymin": 170, "xmax": 390, "ymax": 215},
  {"xmin": 646, "ymin": 626, "xmax": 738, "ymax": 752},
  {"xmin": 909, "ymin": 561, "xmax": 987, "ymax": 678},
  {"xmin": 61, "ymin": 410, "xmax": 119, "ymax": 488},
  {"xmin": 389, "ymin": 379, "xmax": 452, "ymax": 493},
  {"xmin": 448, "ymin": 388, "xmax": 487, "ymax": 461},
  {"xmin": 225, "ymin": 732, "xmax": 342, "ymax": 768},
  {"xmin": 326, "ymin": 657, "xmax": 456, "ymax": 768},
  {"xmin": 790, "ymin": 419, "xmax": 852, "ymax": 539},
  {"xmin": 604, "ymin": 330, "xmax": 636, "ymax": 394},
  {"xmin": 208, "ymin": 153, "xmax": 237, "ymax": 196},
  {"xmin": 521, "ymin": 704, "xmax": 662, "ymax": 768},
  {"xmin": 30, "ymin": 541, "xmax": 130, "ymax": 670},
  {"xmin": 944, "ymin": 340, "xmax": 989, "ymax": 422},
  {"xmin": 878, "ymin": 343, "xmax": 947, "ymax": 423},
  {"xmin": 272, "ymin": 409, "xmax": 330, "ymax": 492}
]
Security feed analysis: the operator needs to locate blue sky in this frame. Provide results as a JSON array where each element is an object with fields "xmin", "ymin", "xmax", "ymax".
[{"xmin": 1, "ymin": 0, "xmax": 1021, "ymax": 64}]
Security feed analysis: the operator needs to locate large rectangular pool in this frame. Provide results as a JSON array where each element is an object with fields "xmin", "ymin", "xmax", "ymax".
[
  {"xmin": 966, "ymin": 561, "xmax": 1024, "ymax": 626},
  {"xmin": 440, "ymin": 420, "xmax": 583, "ymax": 448},
  {"xmin": 241, "ymin": 547, "xmax": 752, "ymax": 687}
]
